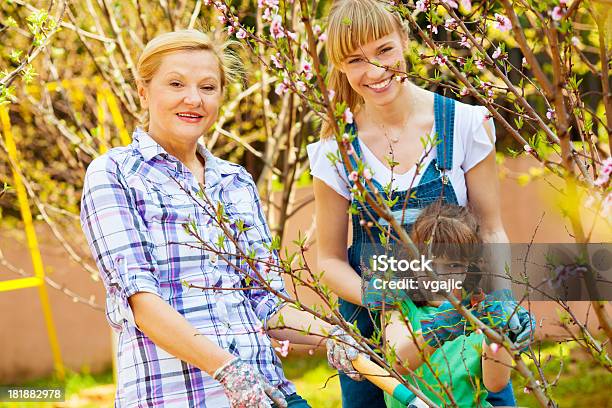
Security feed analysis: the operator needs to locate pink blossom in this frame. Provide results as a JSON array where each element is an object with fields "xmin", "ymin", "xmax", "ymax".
[
  {"xmin": 346, "ymin": 145, "xmax": 356, "ymax": 156},
  {"xmin": 571, "ymin": 36, "xmax": 580, "ymax": 46},
  {"xmin": 318, "ymin": 33, "xmax": 328, "ymax": 42},
  {"xmin": 359, "ymin": 219, "xmax": 366, "ymax": 226},
  {"xmin": 489, "ymin": 342, "xmax": 500, "ymax": 354},
  {"xmin": 313, "ymin": 25, "xmax": 322, "ymax": 36},
  {"xmin": 427, "ymin": 24, "xmax": 438, "ymax": 34},
  {"xmin": 302, "ymin": 62, "xmax": 313, "ymax": 80},
  {"xmin": 258, "ymin": 0, "xmax": 279, "ymax": 8},
  {"xmin": 262, "ymin": 7, "xmax": 272, "ymax": 22},
  {"xmin": 215, "ymin": 2, "xmax": 228, "ymax": 13},
  {"xmin": 287, "ymin": 31, "xmax": 298, "ymax": 41},
  {"xmin": 270, "ymin": 14, "xmax": 285, "ymax": 39},
  {"xmin": 296, "ymin": 81, "xmax": 307, "ymax": 92},
  {"xmin": 523, "ymin": 387, "xmax": 531, "ymax": 394},
  {"xmin": 493, "ymin": 13, "xmax": 512, "ymax": 32},
  {"xmin": 349, "ymin": 171, "xmax": 359, "ymax": 182},
  {"xmin": 236, "ymin": 28, "xmax": 247, "ymax": 39},
  {"xmin": 460, "ymin": 86, "xmax": 469, "ymax": 96},
  {"xmin": 559, "ymin": 0, "xmax": 568, "ymax": 5},
  {"xmin": 594, "ymin": 157, "xmax": 612, "ymax": 186},
  {"xmin": 524, "ymin": 144, "xmax": 534, "ymax": 154},
  {"xmin": 308, "ymin": 349, "xmax": 314, "ymax": 355},
  {"xmin": 274, "ymin": 81, "xmax": 289, "ymax": 96},
  {"xmin": 342, "ymin": 132, "xmax": 350, "ymax": 141},
  {"xmin": 227, "ymin": 26, "xmax": 235, "ymax": 35},
  {"xmin": 432, "ymin": 55, "xmax": 448, "ymax": 66},
  {"xmin": 343, "ymin": 107, "xmax": 354, "ymax": 124},
  {"xmin": 546, "ymin": 108, "xmax": 555, "ymax": 120},
  {"xmin": 274, "ymin": 339, "xmax": 290, "ymax": 357},
  {"xmin": 492, "ymin": 47, "xmax": 502, "ymax": 60},
  {"xmin": 442, "ymin": 0, "xmax": 459, "ymax": 8},
  {"xmin": 328, "ymin": 89, "xmax": 336, "ymax": 100},
  {"xmin": 445, "ymin": 18, "xmax": 458, "ymax": 30},
  {"xmin": 460, "ymin": 0, "xmax": 472, "ymax": 12},
  {"xmin": 475, "ymin": 59, "xmax": 486, "ymax": 70},
  {"xmin": 363, "ymin": 168, "xmax": 373, "ymax": 180},
  {"xmin": 203, "ymin": 0, "xmax": 212, "ymax": 5},
  {"xmin": 459, "ymin": 35, "xmax": 470, "ymax": 48},
  {"xmin": 522, "ymin": 57, "xmax": 528, "ymax": 66},
  {"xmin": 217, "ymin": 15, "xmax": 227, "ymax": 24},
  {"xmin": 270, "ymin": 53, "xmax": 283, "ymax": 69},
  {"xmin": 551, "ymin": 6, "xmax": 564, "ymax": 21},
  {"xmin": 416, "ymin": 0, "xmax": 428, "ymax": 13},
  {"xmin": 475, "ymin": 328, "xmax": 483, "ymax": 335}
]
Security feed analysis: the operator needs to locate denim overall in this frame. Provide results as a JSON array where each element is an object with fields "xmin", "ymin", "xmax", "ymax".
[{"xmin": 338, "ymin": 94, "xmax": 516, "ymax": 408}]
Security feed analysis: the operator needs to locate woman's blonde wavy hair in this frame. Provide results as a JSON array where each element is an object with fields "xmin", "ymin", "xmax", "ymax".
[
  {"xmin": 321, "ymin": 0, "xmax": 409, "ymax": 138},
  {"xmin": 136, "ymin": 29, "xmax": 242, "ymax": 128}
]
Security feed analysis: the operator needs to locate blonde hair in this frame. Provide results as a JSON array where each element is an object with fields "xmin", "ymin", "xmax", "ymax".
[
  {"xmin": 136, "ymin": 30, "xmax": 242, "ymax": 126},
  {"xmin": 321, "ymin": 0, "xmax": 408, "ymax": 138}
]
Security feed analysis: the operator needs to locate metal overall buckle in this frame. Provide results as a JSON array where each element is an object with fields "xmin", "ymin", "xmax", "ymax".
[{"xmin": 435, "ymin": 162, "xmax": 449, "ymax": 185}]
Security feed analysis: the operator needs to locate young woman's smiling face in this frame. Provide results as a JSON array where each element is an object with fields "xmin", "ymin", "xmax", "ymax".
[
  {"xmin": 340, "ymin": 31, "xmax": 407, "ymax": 106},
  {"xmin": 138, "ymin": 49, "xmax": 223, "ymax": 144}
]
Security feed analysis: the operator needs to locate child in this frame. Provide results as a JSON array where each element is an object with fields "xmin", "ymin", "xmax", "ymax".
[{"xmin": 378, "ymin": 203, "xmax": 527, "ymax": 407}]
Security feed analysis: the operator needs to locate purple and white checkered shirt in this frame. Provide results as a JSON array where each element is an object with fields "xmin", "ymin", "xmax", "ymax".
[{"xmin": 80, "ymin": 128, "xmax": 295, "ymax": 407}]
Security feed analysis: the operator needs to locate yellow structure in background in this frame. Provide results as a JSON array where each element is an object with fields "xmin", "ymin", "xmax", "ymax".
[
  {"xmin": 0, "ymin": 105, "xmax": 65, "ymax": 380},
  {"xmin": 0, "ymin": 76, "xmax": 131, "ymax": 381}
]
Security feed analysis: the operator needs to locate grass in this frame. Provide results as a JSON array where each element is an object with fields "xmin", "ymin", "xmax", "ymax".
[{"xmin": 1, "ymin": 343, "xmax": 609, "ymax": 407}]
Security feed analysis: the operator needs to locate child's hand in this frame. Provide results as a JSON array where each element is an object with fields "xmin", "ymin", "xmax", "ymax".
[
  {"xmin": 487, "ymin": 289, "xmax": 536, "ymax": 351},
  {"xmin": 326, "ymin": 326, "xmax": 369, "ymax": 381}
]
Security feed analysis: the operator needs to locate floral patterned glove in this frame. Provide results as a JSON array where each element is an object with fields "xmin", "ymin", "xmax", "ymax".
[
  {"xmin": 214, "ymin": 357, "xmax": 287, "ymax": 408},
  {"xmin": 326, "ymin": 326, "xmax": 368, "ymax": 381}
]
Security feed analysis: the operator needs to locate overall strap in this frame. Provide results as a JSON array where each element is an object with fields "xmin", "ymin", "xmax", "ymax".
[
  {"xmin": 434, "ymin": 93, "xmax": 456, "ymax": 171},
  {"xmin": 341, "ymin": 123, "xmax": 364, "ymax": 180}
]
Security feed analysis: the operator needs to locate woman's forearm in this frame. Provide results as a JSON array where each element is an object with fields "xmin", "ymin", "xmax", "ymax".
[
  {"xmin": 319, "ymin": 258, "xmax": 364, "ymax": 305},
  {"xmin": 128, "ymin": 292, "xmax": 235, "ymax": 376},
  {"xmin": 267, "ymin": 304, "xmax": 334, "ymax": 347},
  {"xmin": 481, "ymin": 228, "xmax": 512, "ymax": 292}
]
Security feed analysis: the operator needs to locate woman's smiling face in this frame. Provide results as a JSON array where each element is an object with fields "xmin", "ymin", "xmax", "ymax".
[
  {"xmin": 138, "ymin": 49, "xmax": 223, "ymax": 144},
  {"xmin": 339, "ymin": 31, "xmax": 407, "ymax": 107}
]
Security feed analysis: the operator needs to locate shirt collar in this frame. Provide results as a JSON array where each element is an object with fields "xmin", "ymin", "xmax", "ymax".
[{"xmin": 132, "ymin": 128, "xmax": 240, "ymax": 189}]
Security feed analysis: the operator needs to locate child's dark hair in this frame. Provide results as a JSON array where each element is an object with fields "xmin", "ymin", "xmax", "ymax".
[{"xmin": 410, "ymin": 201, "xmax": 483, "ymax": 294}]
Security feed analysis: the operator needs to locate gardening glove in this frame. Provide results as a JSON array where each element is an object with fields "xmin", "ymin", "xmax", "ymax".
[
  {"xmin": 214, "ymin": 357, "xmax": 287, "ymax": 408},
  {"xmin": 488, "ymin": 289, "xmax": 535, "ymax": 351},
  {"xmin": 326, "ymin": 326, "xmax": 368, "ymax": 381}
]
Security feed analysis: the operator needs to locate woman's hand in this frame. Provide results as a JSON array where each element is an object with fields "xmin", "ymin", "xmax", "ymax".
[
  {"xmin": 325, "ymin": 326, "xmax": 369, "ymax": 381},
  {"xmin": 214, "ymin": 357, "xmax": 287, "ymax": 408}
]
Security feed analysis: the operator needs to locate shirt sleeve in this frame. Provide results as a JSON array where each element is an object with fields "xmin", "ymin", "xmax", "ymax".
[
  {"xmin": 306, "ymin": 139, "xmax": 351, "ymax": 200},
  {"xmin": 461, "ymin": 105, "xmax": 497, "ymax": 173},
  {"xmin": 236, "ymin": 170, "xmax": 289, "ymax": 327},
  {"xmin": 80, "ymin": 155, "xmax": 162, "ymax": 331}
]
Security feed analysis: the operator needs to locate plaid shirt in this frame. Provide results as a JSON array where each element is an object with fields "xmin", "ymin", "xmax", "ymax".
[{"xmin": 80, "ymin": 128, "xmax": 295, "ymax": 407}]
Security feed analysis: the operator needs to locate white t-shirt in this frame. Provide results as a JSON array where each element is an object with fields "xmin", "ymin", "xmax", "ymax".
[{"xmin": 306, "ymin": 100, "xmax": 495, "ymax": 206}]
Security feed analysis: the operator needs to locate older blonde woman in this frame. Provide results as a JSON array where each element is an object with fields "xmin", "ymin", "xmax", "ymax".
[{"xmin": 80, "ymin": 30, "xmax": 337, "ymax": 408}]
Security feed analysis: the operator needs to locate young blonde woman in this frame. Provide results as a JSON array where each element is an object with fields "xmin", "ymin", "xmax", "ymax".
[
  {"xmin": 80, "ymin": 30, "xmax": 352, "ymax": 408},
  {"xmin": 308, "ymin": 1, "xmax": 533, "ymax": 407}
]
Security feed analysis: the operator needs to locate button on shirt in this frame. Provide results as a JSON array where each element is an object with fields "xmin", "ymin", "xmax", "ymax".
[{"xmin": 80, "ymin": 128, "xmax": 294, "ymax": 407}]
